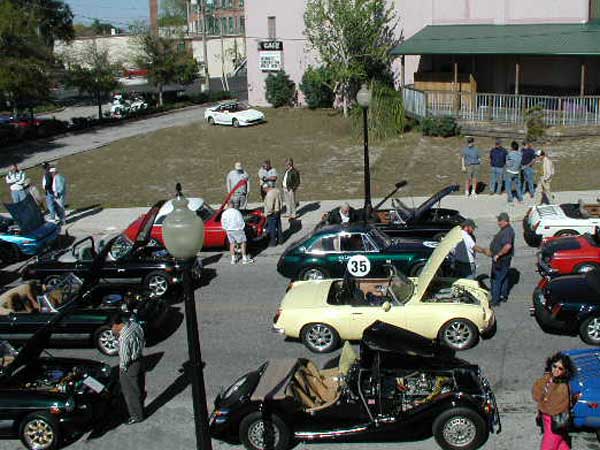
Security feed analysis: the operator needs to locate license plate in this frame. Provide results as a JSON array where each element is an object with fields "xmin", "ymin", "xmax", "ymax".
[{"xmin": 83, "ymin": 376, "xmax": 105, "ymax": 393}]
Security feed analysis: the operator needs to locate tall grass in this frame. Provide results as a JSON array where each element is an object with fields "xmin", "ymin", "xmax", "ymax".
[{"xmin": 352, "ymin": 81, "xmax": 405, "ymax": 142}]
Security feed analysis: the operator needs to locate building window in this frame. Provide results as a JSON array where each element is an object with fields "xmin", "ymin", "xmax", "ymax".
[
  {"xmin": 240, "ymin": 16, "xmax": 245, "ymax": 33},
  {"xmin": 229, "ymin": 16, "xmax": 234, "ymax": 33},
  {"xmin": 221, "ymin": 17, "xmax": 227, "ymax": 34},
  {"xmin": 592, "ymin": 0, "xmax": 600, "ymax": 21},
  {"xmin": 268, "ymin": 16, "xmax": 276, "ymax": 39},
  {"xmin": 238, "ymin": 0, "xmax": 244, "ymax": 7}
]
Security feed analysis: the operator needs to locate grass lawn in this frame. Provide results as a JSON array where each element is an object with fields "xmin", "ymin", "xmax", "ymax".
[{"xmin": 13, "ymin": 108, "xmax": 600, "ymax": 208}]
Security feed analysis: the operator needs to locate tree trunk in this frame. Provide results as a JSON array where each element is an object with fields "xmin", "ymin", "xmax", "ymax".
[
  {"xmin": 97, "ymin": 91, "xmax": 102, "ymax": 121},
  {"xmin": 158, "ymin": 85, "xmax": 164, "ymax": 106}
]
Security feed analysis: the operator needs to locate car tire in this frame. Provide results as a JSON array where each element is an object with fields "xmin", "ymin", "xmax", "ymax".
[
  {"xmin": 143, "ymin": 271, "xmax": 170, "ymax": 297},
  {"xmin": 207, "ymin": 116, "xmax": 215, "ymax": 125},
  {"xmin": 299, "ymin": 266, "xmax": 328, "ymax": 281},
  {"xmin": 94, "ymin": 325, "xmax": 119, "ymax": 356},
  {"xmin": 439, "ymin": 319, "xmax": 479, "ymax": 351},
  {"xmin": 432, "ymin": 407, "xmax": 489, "ymax": 450},
  {"xmin": 555, "ymin": 229, "xmax": 579, "ymax": 237},
  {"xmin": 232, "ymin": 118, "xmax": 240, "ymax": 128},
  {"xmin": 19, "ymin": 412, "xmax": 61, "ymax": 450},
  {"xmin": 579, "ymin": 316, "xmax": 600, "ymax": 345},
  {"xmin": 301, "ymin": 323, "xmax": 340, "ymax": 353},
  {"xmin": 239, "ymin": 411, "xmax": 291, "ymax": 450},
  {"xmin": 575, "ymin": 263, "xmax": 599, "ymax": 274},
  {"xmin": 43, "ymin": 275, "xmax": 63, "ymax": 289},
  {"xmin": 409, "ymin": 262, "xmax": 426, "ymax": 277}
]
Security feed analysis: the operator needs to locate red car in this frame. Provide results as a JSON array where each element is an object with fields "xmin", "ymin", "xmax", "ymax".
[
  {"xmin": 124, "ymin": 180, "xmax": 266, "ymax": 249},
  {"xmin": 537, "ymin": 231, "xmax": 600, "ymax": 276}
]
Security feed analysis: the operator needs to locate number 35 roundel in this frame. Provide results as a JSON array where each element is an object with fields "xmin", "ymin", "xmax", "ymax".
[{"xmin": 347, "ymin": 255, "xmax": 371, "ymax": 277}]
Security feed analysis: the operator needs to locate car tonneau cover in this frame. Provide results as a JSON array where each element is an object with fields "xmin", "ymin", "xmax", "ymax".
[
  {"xmin": 565, "ymin": 348, "xmax": 600, "ymax": 428},
  {"xmin": 250, "ymin": 358, "xmax": 299, "ymax": 402}
]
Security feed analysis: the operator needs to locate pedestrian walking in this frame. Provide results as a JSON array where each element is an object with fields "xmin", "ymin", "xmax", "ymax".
[
  {"xmin": 221, "ymin": 201, "xmax": 254, "ymax": 265},
  {"xmin": 263, "ymin": 185, "xmax": 283, "ymax": 246},
  {"xmin": 505, "ymin": 141, "xmax": 523, "ymax": 204},
  {"xmin": 52, "ymin": 167, "xmax": 68, "ymax": 212},
  {"xmin": 488, "ymin": 212, "xmax": 515, "ymax": 306},
  {"xmin": 521, "ymin": 141, "xmax": 537, "ymax": 198},
  {"xmin": 112, "ymin": 316, "xmax": 146, "ymax": 425},
  {"xmin": 258, "ymin": 160, "xmax": 278, "ymax": 201},
  {"xmin": 282, "ymin": 158, "xmax": 300, "ymax": 219},
  {"xmin": 537, "ymin": 150, "xmax": 555, "ymax": 205},
  {"xmin": 453, "ymin": 219, "xmax": 488, "ymax": 279},
  {"xmin": 461, "ymin": 137, "xmax": 481, "ymax": 198},
  {"xmin": 5, "ymin": 164, "xmax": 27, "ymax": 203},
  {"xmin": 226, "ymin": 162, "xmax": 250, "ymax": 209},
  {"xmin": 41, "ymin": 162, "xmax": 65, "ymax": 224},
  {"xmin": 489, "ymin": 139, "xmax": 507, "ymax": 195},
  {"xmin": 532, "ymin": 352, "xmax": 575, "ymax": 450}
]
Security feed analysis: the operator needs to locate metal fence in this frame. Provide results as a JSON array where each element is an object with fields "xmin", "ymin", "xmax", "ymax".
[{"xmin": 402, "ymin": 85, "xmax": 600, "ymax": 127}]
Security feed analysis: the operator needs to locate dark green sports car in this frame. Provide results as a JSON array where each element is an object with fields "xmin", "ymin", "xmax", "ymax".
[{"xmin": 277, "ymin": 224, "xmax": 441, "ymax": 280}]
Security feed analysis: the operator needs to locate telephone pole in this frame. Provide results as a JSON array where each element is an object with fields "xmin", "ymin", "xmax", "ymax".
[{"xmin": 201, "ymin": 0, "xmax": 210, "ymax": 92}]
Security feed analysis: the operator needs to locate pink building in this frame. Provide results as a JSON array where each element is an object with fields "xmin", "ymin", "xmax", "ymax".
[{"xmin": 246, "ymin": 0, "xmax": 600, "ymax": 106}]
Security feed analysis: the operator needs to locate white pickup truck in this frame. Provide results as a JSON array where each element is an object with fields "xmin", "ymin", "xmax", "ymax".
[{"xmin": 523, "ymin": 201, "xmax": 600, "ymax": 246}]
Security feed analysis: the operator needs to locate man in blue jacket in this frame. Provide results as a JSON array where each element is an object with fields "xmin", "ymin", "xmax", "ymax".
[{"xmin": 489, "ymin": 139, "xmax": 507, "ymax": 195}]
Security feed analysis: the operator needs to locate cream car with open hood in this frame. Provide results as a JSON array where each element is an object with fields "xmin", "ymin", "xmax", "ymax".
[{"xmin": 273, "ymin": 226, "xmax": 495, "ymax": 353}]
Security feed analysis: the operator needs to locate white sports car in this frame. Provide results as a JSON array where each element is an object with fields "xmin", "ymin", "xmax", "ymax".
[{"xmin": 204, "ymin": 102, "xmax": 265, "ymax": 127}]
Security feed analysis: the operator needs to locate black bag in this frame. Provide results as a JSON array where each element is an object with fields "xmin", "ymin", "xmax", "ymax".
[{"xmin": 550, "ymin": 410, "xmax": 571, "ymax": 434}]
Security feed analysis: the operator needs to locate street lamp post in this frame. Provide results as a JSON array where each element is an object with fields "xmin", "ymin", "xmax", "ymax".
[
  {"xmin": 356, "ymin": 83, "xmax": 372, "ymax": 216},
  {"xmin": 163, "ymin": 183, "xmax": 212, "ymax": 450}
]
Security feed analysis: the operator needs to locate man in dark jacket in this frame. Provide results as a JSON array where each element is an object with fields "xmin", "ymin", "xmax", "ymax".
[
  {"xmin": 327, "ymin": 203, "xmax": 359, "ymax": 225},
  {"xmin": 489, "ymin": 139, "xmax": 507, "ymax": 195},
  {"xmin": 282, "ymin": 158, "xmax": 301, "ymax": 219}
]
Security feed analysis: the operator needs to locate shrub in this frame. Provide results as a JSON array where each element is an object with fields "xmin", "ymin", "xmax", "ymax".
[
  {"xmin": 525, "ymin": 105, "xmax": 545, "ymax": 142},
  {"xmin": 37, "ymin": 119, "xmax": 69, "ymax": 138},
  {"xmin": 420, "ymin": 116, "xmax": 460, "ymax": 137},
  {"xmin": 265, "ymin": 71, "xmax": 296, "ymax": 107},
  {"xmin": 299, "ymin": 66, "xmax": 334, "ymax": 109}
]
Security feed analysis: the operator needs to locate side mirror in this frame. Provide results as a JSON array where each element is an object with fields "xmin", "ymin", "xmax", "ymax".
[{"xmin": 382, "ymin": 301, "xmax": 391, "ymax": 312}]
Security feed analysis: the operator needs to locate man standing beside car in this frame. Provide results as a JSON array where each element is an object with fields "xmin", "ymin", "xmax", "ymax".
[
  {"xmin": 282, "ymin": 158, "xmax": 300, "ymax": 220},
  {"xmin": 520, "ymin": 141, "xmax": 537, "ymax": 199},
  {"xmin": 264, "ymin": 185, "xmax": 283, "ymax": 246},
  {"xmin": 488, "ymin": 212, "xmax": 515, "ymax": 306},
  {"xmin": 222, "ymin": 201, "xmax": 254, "ymax": 265},
  {"xmin": 226, "ymin": 162, "xmax": 250, "ymax": 209},
  {"xmin": 454, "ymin": 219, "xmax": 488, "ymax": 279},
  {"xmin": 258, "ymin": 160, "xmax": 278, "ymax": 201},
  {"xmin": 5, "ymin": 163, "xmax": 27, "ymax": 203}
]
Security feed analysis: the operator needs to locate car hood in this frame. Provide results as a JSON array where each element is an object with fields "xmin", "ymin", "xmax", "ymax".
[
  {"xmin": 411, "ymin": 184, "xmax": 459, "ymax": 222},
  {"xmin": 4, "ymin": 194, "xmax": 46, "ymax": 233},
  {"xmin": 541, "ymin": 236, "xmax": 583, "ymax": 258},
  {"xmin": 219, "ymin": 179, "xmax": 249, "ymax": 212},
  {"xmin": 235, "ymin": 109, "xmax": 264, "ymax": 120},
  {"xmin": 413, "ymin": 226, "xmax": 463, "ymax": 301},
  {"xmin": 281, "ymin": 280, "xmax": 334, "ymax": 309}
]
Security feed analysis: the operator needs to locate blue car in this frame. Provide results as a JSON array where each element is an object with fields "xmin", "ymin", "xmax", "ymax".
[{"xmin": 0, "ymin": 194, "xmax": 60, "ymax": 263}]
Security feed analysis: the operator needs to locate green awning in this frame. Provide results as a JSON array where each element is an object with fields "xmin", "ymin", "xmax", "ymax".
[{"xmin": 393, "ymin": 23, "xmax": 600, "ymax": 56}]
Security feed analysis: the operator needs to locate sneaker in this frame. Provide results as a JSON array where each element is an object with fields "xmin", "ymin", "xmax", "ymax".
[
  {"xmin": 465, "ymin": 191, "xmax": 470, "ymax": 197},
  {"xmin": 230, "ymin": 256, "xmax": 237, "ymax": 265},
  {"xmin": 242, "ymin": 257, "xmax": 254, "ymax": 264},
  {"xmin": 473, "ymin": 193, "xmax": 478, "ymax": 198}
]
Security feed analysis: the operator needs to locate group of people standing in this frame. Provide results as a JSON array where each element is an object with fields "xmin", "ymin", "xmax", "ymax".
[
  {"xmin": 224, "ymin": 159, "xmax": 301, "ymax": 253},
  {"xmin": 462, "ymin": 137, "xmax": 555, "ymax": 204},
  {"xmin": 5, "ymin": 161, "xmax": 68, "ymax": 224}
]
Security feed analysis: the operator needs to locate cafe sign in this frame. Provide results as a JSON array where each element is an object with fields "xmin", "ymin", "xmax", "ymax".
[{"xmin": 259, "ymin": 41, "xmax": 283, "ymax": 72}]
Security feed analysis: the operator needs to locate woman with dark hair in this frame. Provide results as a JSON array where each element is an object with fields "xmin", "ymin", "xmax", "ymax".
[{"xmin": 532, "ymin": 352, "xmax": 575, "ymax": 450}]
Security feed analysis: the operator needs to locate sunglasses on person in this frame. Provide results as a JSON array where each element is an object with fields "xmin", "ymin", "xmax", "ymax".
[{"xmin": 552, "ymin": 363, "xmax": 565, "ymax": 372}]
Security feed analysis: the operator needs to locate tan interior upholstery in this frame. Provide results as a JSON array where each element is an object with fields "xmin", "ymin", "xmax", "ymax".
[{"xmin": 288, "ymin": 361, "xmax": 341, "ymax": 411}]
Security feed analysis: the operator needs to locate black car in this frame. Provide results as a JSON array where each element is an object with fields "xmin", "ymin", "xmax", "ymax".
[
  {"xmin": 0, "ymin": 275, "xmax": 167, "ymax": 356},
  {"xmin": 320, "ymin": 184, "xmax": 464, "ymax": 240},
  {"xmin": 277, "ymin": 223, "xmax": 441, "ymax": 280},
  {"xmin": 21, "ymin": 201, "xmax": 201, "ymax": 297},
  {"xmin": 0, "ymin": 320, "xmax": 118, "ymax": 450},
  {"xmin": 210, "ymin": 321, "xmax": 500, "ymax": 450},
  {"xmin": 531, "ymin": 271, "xmax": 600, "ymax": 345}
]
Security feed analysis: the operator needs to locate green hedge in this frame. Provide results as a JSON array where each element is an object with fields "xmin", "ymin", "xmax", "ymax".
[{"xmin": 420, "ymin": 116, "xmax": 460, "ymax": 137}]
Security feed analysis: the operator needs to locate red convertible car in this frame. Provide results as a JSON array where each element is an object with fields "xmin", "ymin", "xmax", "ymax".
[
  {"xmin": 124, "ymin": 180, "xmax": 266, "ymax": 249},
  {"xmin": 537, "ymin": 230, "xmax": 600, "ymax": 276}
]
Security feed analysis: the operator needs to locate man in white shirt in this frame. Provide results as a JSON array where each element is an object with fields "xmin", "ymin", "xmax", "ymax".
[
  {"xmin": 221, "ymin": 201, "xmax": 254, "ymax": 264},
  {"xmin": 453, "ymin": 219, "xmax": 489, "ymax": 279},
  {"xmin": 5, "ymin": 164, "xmax": 26, "ymax": 203}
]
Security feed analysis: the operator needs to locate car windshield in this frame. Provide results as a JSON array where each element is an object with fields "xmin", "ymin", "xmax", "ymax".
[
  {"xmin": 0, "ymin": 340, "xmax": 18, "ymax": 368},
  {"xmin": 387, "ymin": 274, "xmax": 415, "ymax": 304},
  {"xmin": 196, "ymin": 204, "xmax": 216, "ymax": 221},
  {"xmin": 41, "ymin": 274, "xmax": 84, "ymax": 312},
  {"xmin": 108, "ymin": 234, "xmax": 134, "ymax": 260},
  {"xmin": 368, "ymin": 227, "xmax": 390, "ymax": 248},
  {"xmin": 222, "ymin": 103, "xmax": 246, "ymax": 112}
]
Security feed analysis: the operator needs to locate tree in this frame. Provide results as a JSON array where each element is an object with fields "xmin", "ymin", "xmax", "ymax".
[
  {"xmin": 13, "ymin": 0, "xmax": 74, "ymax": 47},
  {"xmin": 304, "ymin": 0, "xmax": 399, "ymax": 116},
  {"xmin": 158, "ymin": 0, "xmax": 187, "ymax": 28},
  {"xmin": 265, "ymin": 71, "xmax": 296, "ymax": 108},
  {"xmin": 133, "ymin": 32, "xmax": 199, "ymax": 105},
  {"xmin": 65, "ymin": 43, "xmax": 120, "ymax": 120},
  {"xmin": 74, "ymin": 20, "xmax": 121, "ymax": 37},
  {"xmin": 300, "ymin": 66, "xmax": 335, "ymax": 109}
]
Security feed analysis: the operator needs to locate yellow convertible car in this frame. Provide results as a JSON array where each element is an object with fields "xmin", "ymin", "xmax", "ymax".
[{"xmin": 273, "ymin": 226, "xmax": 495, "ymax": 353}]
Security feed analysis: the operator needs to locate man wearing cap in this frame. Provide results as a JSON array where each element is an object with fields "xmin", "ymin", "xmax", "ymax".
[
  {"xmin": 41, "ymin": 163, "xmax": 64, "ymax": 224},
  {"xmin": 226, "ymin": 162, "xmax": 250, "ymax": 209},
  {"xmin": 488, "ymin": 212, "xmax": 515, "ymax": 305},
  {"xmin": 454, "ymin": 219, "xmax": 488, "ymax": 279},
  {"xmin": 488, "ymin": 139, "xmax": 507, "ymax": 195},
  {"xmin": 461, "ymin": 137, "xmax": 481, "ymax": 198},
  {"xmin": 520, "ymin": 141, "xmax": 537, "ymax": 198}
]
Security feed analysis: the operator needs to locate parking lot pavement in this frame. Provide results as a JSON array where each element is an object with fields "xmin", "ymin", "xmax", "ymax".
[{"xmin": 3, "ymin": 192, "xmax": 600, "ymax": 450}]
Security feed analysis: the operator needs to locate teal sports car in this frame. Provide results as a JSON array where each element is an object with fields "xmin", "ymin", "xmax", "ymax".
[{"xmin": 276, "ymin": 224, "xmax": 441, "ymax": 280}]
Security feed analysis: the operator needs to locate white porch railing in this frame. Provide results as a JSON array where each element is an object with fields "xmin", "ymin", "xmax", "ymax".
[{"xmin": 402, "ymin": 85, "xmax": 600, "ymax": 126}]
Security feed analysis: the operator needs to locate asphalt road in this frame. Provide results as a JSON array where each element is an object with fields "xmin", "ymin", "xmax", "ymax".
[{"xmin": 2, "ymin": 213, "xmax": 600, "ymax": 450}]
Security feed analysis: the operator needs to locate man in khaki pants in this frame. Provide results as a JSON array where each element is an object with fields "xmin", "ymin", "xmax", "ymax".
[
  {"xmin": 282, "ymin": 158, "xmax": 300, "ymax": 219},
  {"xmin": 537, "ymin": 150, "xmax": 555, "ymax": 205}
]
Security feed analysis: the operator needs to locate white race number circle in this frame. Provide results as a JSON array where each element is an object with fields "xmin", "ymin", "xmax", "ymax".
[{"xmin": 347, "ymin": 255, "xmax": 371, "ymax": 277}]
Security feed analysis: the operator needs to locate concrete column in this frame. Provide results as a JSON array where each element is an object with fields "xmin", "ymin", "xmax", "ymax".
[
  {"xmin": 401, "ymin": 56, "xmax": 406, "ymax": 87},
  {"xmin": 150, "ymin": 0, "xmax": 159, "ymax": 36},
  {"xmin": 515, "ymin": 61, "xmax": 520, "ymax": 95},
  {"xmin": 581, "ymin": 62, "xmax": 586, "ymax": 97}
]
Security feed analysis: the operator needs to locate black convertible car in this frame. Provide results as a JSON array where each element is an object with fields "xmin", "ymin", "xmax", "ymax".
[
  {"xmin": 0, "ymin": 275, "xmax": 167, "ymax": 355},
  {"xmin": 0, "ymin": 320, "xmax": 118, "ymax": 450},
  {"xmin": 210, "ymin": 321, "xmax": 501, "ymax": 450},
  {"xmin": 21, "ymin": 202, "xmax": 202, "ymax": 297},
  {"xmin": 320, "ymin": 184, "xmax": 464, "ymax": 240}
]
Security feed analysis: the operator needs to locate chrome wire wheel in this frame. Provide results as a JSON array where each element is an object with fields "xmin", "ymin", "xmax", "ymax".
[
  {"xmin": 301, "ymin": 268, "xmax": 325, "ymax": 280},
  {"xmin": 147, "ymin": 274, "xmax": 168, "ymax": 296},
  {"xmin": 23, "ymin": 419, "xmax": 55, "ymax": 450},
  {"xmin": 586, "ymin": 317, "xmax": 600, "ymax": 342},
  {"xmin": 442, "ymin": 320, "xmax": 476, "ymax": 350},
  {"xmin": 98, "ymin": 328, "xmax": 118, "ymax": 355},
  {"xmin": 247, "ymin": 419, "xmax": 280, "ymax": 450},
  {"xmin": 442, "ymin": 415, "xmax": 477, "ymax": 448}
]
